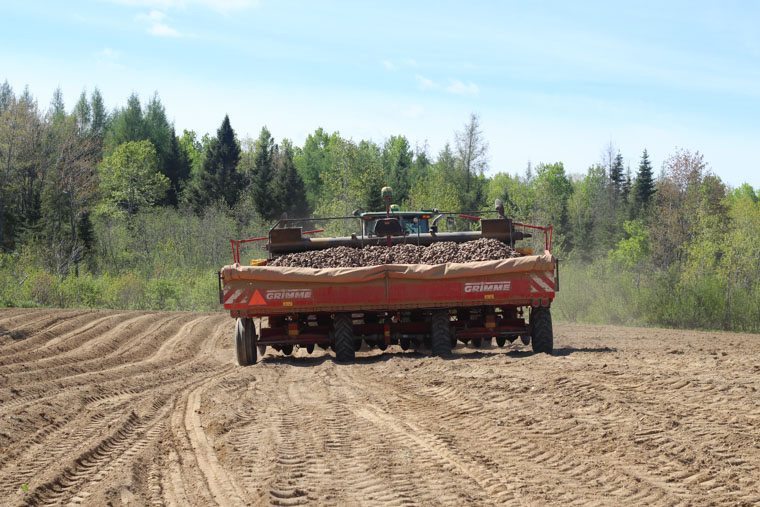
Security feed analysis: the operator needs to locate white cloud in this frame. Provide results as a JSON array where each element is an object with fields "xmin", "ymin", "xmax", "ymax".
[
  {"xmin": 415, "ymin": 74, "xmax": 436, "ymax": 91},
  {"xmin": 382, "ymin": 60, "xmax": 397, "ymax": 71},
  {"xmin": 98, "ymin": 47, "xmax": 120, "ymax": 59},
  {"xmin": 110, "ymin": 0, "xmax": 260, "ymax": 14},
  {"xmin": 446, "ymin": 79, "xmax": 479, "ymax": 96},
  {"xmin": 150, "ymin": 22, "xmax": 181, "ymax": 37},
  {"xmin": 138, "ymin": 10, "xmax": 181, "ymax": 37}
]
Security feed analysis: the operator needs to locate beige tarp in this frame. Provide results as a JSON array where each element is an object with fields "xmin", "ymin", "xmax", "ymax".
[{"xmin": 221, "ymin": 253, "xmax": 555, "ymax": 284}]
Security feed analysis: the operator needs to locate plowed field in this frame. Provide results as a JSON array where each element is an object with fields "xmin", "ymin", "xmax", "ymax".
[{"xmin": 1, "ymin": 309, "xmax": 759, "ymax": 506}]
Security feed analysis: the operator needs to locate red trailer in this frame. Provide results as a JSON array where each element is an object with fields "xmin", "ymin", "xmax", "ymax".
[{"xmin": 219, "ymin": 214, "xmax": 558, "ymax": 365}]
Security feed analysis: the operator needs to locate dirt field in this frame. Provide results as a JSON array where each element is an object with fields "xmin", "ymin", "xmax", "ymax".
[{"xmin": 1, "ymin": 309, "xmax": 759, "ymax": 506}]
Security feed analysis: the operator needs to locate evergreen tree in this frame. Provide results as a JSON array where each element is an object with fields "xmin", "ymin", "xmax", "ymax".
[
  {"xmin": 77, "ymin": 210, "xmax": 95, "ymax": 271},
  {"xmin": 250, "ymin": 126, "xmax": 276, "ymax": 219},
  {"xmin": 622, "ymin": 167, "xmax": 632, "ymax": 202},
  {"xmin": 271, "ymin": 140, "xmax": 310, "ymax": 219},
  {"xmin": 0, "ymin": 80, "xmax": 13, "ymax": 113},
  {"xmin": 144, "ymin": 94, "xmax": 180, "ymax": 205},
  {"xmin": 634, "ymin": 149, "xmax": 656, "ymax": 213},
  {"xmin": 73, "ymin": 90, "xmax": 91, "ymax": 134},
  {"xmin": 610, "ymin": 152, "xmax": 624, "ymax": 196},
  {"xmin": 104, "ymin": 93, "xmax": 146, "ymax": 154},
  {"xmin": 164, "ymin": 128, "xmax": 191, "ymax": 206},
  {"xmin": 49, "ymin": 87, "xmax": 66, "ymax": 124},
  {"xmin": 382, "ymin": 135, "xmax": 413, "ymax": 202},
  {"xmin": 90, "ymin": 88, "xmax": 107, "ymax": 139},
  {"xmin": 188, "ymin": 115, "xmax": 243, "ymax": 211}
]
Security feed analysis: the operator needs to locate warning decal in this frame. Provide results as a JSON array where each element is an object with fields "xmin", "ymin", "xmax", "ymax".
[{"xmin": 249, "ymin": 290, "xmax": 266, "ymax": 305}]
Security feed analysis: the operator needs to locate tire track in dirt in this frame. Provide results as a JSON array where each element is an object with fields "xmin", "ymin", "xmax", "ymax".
[
  {"xmin": 0, "ymin": 310, "xmax": 96, "ymax": 353},
  {"xmin": 0, "ymin": 310, "xmax": 234, "ymax": 506},
  {"xmin": 2, "ymin": 310, "xmax": 760, "ymax": 506}
]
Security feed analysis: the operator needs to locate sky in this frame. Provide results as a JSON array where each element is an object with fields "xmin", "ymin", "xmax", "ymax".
[{"xmin": 2, "ymin": 0, "xmax": 759, "ymax": 187}]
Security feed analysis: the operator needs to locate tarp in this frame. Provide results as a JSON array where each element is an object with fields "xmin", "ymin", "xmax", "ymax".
[{"xmin": 221, "ymin": 253, "xmax": 555, "ymax": 284}]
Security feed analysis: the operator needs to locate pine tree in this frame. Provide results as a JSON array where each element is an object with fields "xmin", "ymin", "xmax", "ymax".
[
  {"xmin": 73, "ymin": 90, "xmax": 91, "ymax": 134},
  {"xmin": 164, "ymin": 128, "xmax": 191, "ymax": 206},
  {"xmin": 189, "ymin": 115, "xmax": 243, "ymax": 211},
  {"xmin": 144, "ymin": 94, "xmax": 179, "ymax": 205},
  {"xmin": 104, "ymin": 93, "xmax": 146, "ymax": 155},
  {"xmin": 271, "ymin": 140, "xmax": 310, "ymax": 219},
  {"xmin": 634, "ymin": 149, "xmax": 656, "ymax": 213},
  {"xmin": 250, "ymin": 126, "xmax": 276, "ymax": 219},
  {"xmin": 49, "ymin": 87, "xmax": 66, "ymax": 126},
  {"xmin": 610, "ymin": 152, "xmax": 624, "ymax": 196},
  {"xmin": 90, "ymin": 88, "xmax": 107, "ymax": 139},
  {"xmin": 0, "ymin": 80, "xmax": 13, "ymax": 113},
  {"xmin": 621, "ymin": 167, "xmax": 632, "ymax": 202},
  {"xmin": 77, "ymin": 210, "xmax": 95, "ymax": 271}
]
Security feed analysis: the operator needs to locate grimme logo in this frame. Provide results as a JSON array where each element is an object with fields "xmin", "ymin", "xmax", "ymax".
[
  {"xmin": 265, "ymin": 289, "xmax": 313, "ymax": 300},
  {"xmin": 464, "ymin": 281, "xmax": 511, "ymax": 293}
]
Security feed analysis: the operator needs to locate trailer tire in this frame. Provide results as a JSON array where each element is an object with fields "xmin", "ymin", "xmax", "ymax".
[
  {"xmin": 235, "ymin": 318, "xmax": 257, "ymax": 366},
  {"xmin": 281, "ymin": 344, "xmax": 293, "ymax": 356},
  {"xmin": 496, "ymin": 336, "xmax": 507, "ymax": 347},
  {"xmin": 531, "ymin": 307, "xmax": 553, "ymax": 354},
  {"xmin": 431, "ymin": 311, "xmax": 452, "ymax": 357},
  {"xmin": 333, "ymin": 314, "xmax": 355, "ymax": 363}
]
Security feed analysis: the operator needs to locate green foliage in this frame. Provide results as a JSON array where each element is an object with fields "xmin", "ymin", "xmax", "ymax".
[
  {"xmin": 99, "ymin": 140, "xmax": 169, "ymax": 216},
  {"xmin": 295, "ymin": 128, "xmax": 332, "ymax": 208},
  {"xmin": 633, "ymin": 149, "xmax": 656, "ymax": 214},
  {"xmin": 271, "ymin": 140, "xmax": 310, "ymax": 219},
  {"xmin": 382, "ymin": 135, "xmax": 413, "ymax": 203},
  {"xmin": 188, "ymin": 115, "xmax": 243, "ymax": 211},
  {"xmin": 249, "ymin": 126, "xmax": 276, "ymax": 219},
  {"xmin": 608, "ymin": 220, "xmax": 650, "ymax": 270},
  {"xmin": 3, "ymin": 84, "xmax": 760, "ymax": 336},
  {"xmin": 104, "ymin": 93, "xmax": 146, "ymax": 154}
]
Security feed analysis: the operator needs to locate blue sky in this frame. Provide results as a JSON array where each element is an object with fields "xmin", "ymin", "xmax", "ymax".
[{"xmin": 2, "ymin": 1, "xmax": 759, "ymax": 187}]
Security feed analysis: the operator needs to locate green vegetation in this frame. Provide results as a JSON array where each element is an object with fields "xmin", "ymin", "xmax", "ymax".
[{"xmin": 1, "ymin": 82, "xmax": 759, "ymax": 332}]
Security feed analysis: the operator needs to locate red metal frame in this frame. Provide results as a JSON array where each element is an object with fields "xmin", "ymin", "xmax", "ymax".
[
  {"xmin": 230, "ymin": 229, "xmax": 325, "ymax": 264},
  {"xmin": 513, "ymin": 223, "xmax": 553, "ymax": 251},
  {"xmin": 221, "ymin": 218, "xmax": 557, "ymax": 347}
]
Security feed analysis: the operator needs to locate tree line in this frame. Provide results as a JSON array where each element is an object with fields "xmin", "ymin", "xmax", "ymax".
[{"xmin": 1, "ymin": 82, "xmax": 758, "ymax": 331}]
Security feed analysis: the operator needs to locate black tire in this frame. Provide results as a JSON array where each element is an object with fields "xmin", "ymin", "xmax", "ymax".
[
  {"xmin": 377, "ymin": 340, "xmax": 387, "ymax": 351},
  {"xmin": 530, "ymin": 307, "xmax": 553, "ymax": 354},
  {"xmin": 400, "ymin": 338, "xmax": 410, "ymax": 351},
  {"xmin": 431, "ymin": 311, "xmax": 452, "ymax": 357},
  {"xmin": 235, "ymin": 318, "xmax": 257, "ymax": 366},
  {"xmin": 471, "ymin": 338, "xmax": 482, "ymax": 348},
  {"xmin": 496, "ymin": 336, "xmax": 507, "ymax": 347},
  {"xmin": 333, "ymin": 314, "xmax": 355, "ymax": 363},
  {"xmin": 281, "ymin": 344, "xmax": 293, "ymax": 356},
  {"xmin": 306, "ymin": 343, "xmax": 315, "ymax": 354}
]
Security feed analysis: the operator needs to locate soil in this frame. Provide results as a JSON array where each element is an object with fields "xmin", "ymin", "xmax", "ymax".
[{"xmin": 1, "ymin": 308, "xmax": 759, "ymax": 506}]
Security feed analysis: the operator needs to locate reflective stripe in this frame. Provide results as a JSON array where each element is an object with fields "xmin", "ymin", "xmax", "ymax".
[
  {"xmin": 531, "ymin": 274, "xmax": 553, "ymax": 292},
  {"xmin": 224, "ymin": 288, "xmax": 242, "ymax": 305}
]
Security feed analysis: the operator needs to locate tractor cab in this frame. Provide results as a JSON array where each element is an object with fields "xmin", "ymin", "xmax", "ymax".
[{"xmin": 360, "ymin": 207, "xmax": 434, "ymax": 237}]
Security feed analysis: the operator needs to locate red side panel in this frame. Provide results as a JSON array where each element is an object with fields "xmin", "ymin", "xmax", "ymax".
[{"xmin": 222, "ymin": 267, "xmax": 555, "ymax": 316}]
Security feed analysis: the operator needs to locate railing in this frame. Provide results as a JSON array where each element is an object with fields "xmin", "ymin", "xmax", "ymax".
[
  {"xmin": 228, "ymin": 213, "xmax": 554, "ymax": 264},
  {"xmin": 230, "ymin": 229, "xmax": 324, "ymax": 264},
  {"xmin": 513, "ymin": 222, "xmax": 553, "ymax": 252}
]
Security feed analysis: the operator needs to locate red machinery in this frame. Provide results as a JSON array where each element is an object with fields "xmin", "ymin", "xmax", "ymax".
[{"xmin": 219, "ymin": 198, "xmax": 558, "ymax": 365}]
